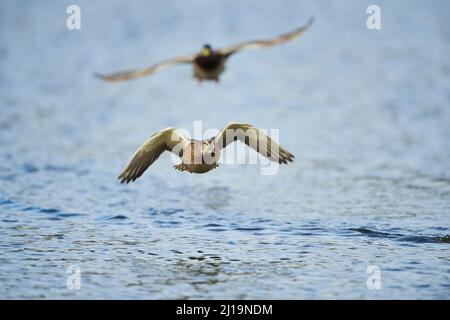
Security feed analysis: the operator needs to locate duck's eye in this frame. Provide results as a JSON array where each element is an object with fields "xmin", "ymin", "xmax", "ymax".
[{"xmin": 211, "ymin": 151, "xmax": 216, "ymax": 157}]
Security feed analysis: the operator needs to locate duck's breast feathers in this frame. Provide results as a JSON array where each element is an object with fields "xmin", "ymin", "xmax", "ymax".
[{"xmin": 194, "ymin": 53, "xmax": 225, "ymax": 71}]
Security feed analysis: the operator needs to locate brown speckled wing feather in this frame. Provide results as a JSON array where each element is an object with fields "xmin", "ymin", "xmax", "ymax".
[
  {"xmin": 95, "ymin": 53, "xmax": 197, "ymax": 82},
  {"xmin": 215, "ymin": 123, "xmax": 294, "ymax": 164},
  {"xmin": 118, "ymin": 128, "xmax": 189, "ymax": 183},
  {"xmin": 218, "ymin": 18, "xmax": 313, "ymax": 57}
]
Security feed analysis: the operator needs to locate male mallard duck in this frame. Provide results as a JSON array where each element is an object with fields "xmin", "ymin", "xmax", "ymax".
[
  {"xmin": 97, "ymin": 18, "xmax": 313, "ymax": 83},
  {"xmin": 118, "ymin": 122, "xmax": 294, "ymax": 183}
]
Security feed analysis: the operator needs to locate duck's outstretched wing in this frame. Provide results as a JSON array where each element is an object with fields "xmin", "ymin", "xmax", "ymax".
[
  {"xmin": 218, "ymin": 18, "xmax": 313, "ymax": 57},
  {"xmin": 214, "ymin": 122, "xmax": 294, "ymax": 164},
  {"xmin": 95, "ymin": 53, "xmax": 197, "ymax": 82},
  {"xmin": 118, "ymin": 128, "xmax": 189, "ymax": 183}
]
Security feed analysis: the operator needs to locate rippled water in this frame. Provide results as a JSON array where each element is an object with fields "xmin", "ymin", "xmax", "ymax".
[{"xmin": 0, "ymin": 0, "xmax": 449, "ymax": 299}]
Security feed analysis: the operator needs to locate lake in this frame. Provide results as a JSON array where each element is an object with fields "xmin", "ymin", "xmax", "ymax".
[{"xmin": 0, "ymin": 0, "xmax": 449, "ymax": 299}]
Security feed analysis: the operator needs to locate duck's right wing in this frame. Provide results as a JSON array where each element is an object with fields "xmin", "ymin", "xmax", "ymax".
[
  {"xmin": 214, "ymin": 122, "xmax": 294, "ymax": 164},
  {"xmin": 95, "ymin": 53, "xmax": 197, "ymax": 82},
  {"xmin": 218, "ymin": 18, "xmax": 314, "ymax": 57},
  {"xmin": 118, "ymin": 128, "xmax": 189, "ymax": 183}
]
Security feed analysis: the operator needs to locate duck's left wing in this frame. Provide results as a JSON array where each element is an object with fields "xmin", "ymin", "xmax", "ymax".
[
  {"xmin": 214, "ymin": 122, "xmax": 294, "ymax": 164},
  {"xmin": 118, "ymin": 128, "xmax": 189, "ymax": 183},
  {"xmin": 217, "ymin": 18, "xmax": 313, "ymax": 57},
  {"xmin": 95, "ymin": 53, "xmax": 197, "ymax": 82}
]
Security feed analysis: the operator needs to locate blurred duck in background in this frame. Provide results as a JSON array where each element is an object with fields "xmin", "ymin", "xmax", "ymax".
[{"xmin": 96, "ymin": 18, "xmax": 313, "ymax": 83}]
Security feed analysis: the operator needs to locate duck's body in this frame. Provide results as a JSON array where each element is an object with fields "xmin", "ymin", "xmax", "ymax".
[
  {"xmin": 96, "ymin": 18, "xmax": 313, "ymax": 83},
  {"xmin": 174, "ymin": 139, "xmax": 220, "ymax": 173},
  {"xmin": 193, "ymin": 52, "xmax": 226, "ymax": 82},
  {"xmin": 118, "ymin": 123, "xmax": 294, "ymax": 183}
]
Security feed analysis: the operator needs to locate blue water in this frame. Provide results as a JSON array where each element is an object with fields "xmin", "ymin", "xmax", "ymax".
[{"xmin": 0, "ymin": 0, "xmax": 449, "ymax": 299}]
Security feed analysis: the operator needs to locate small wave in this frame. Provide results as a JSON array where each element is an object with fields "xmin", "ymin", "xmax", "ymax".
[
  {"xmin": 253, "ymin": 218, "xmax": 272, "ymax": 224},
  {"xmin": 0, "ymin": 198, "xmax": 14, "ymax": 206},
  {"xmin": 349, "ymin": 228, "xmax": 450, "ymax": 244},
  {"xmin": 145, "ymin": 207, "xmax": 184, "ymax": 216},
  {"xmin": 22, "ymin": 206, "xmax": 40, "ymax": 211},
  {"xmin": 23, "ymin": 163, "xmax": 38, "ymax": 173},
  {"xmin": 348, "ymin": 228, "xmax": 400, "ymax": 239},
  {"xmin": 155, "ymin": 220, "xmax": 181, "ymax": 227},
  {"xmin": 43, "ymin": 164, "xmax": 88, "ymax": 176},
  {"xmin": 40, "ymin": 208, "xmax": 60, "ymax": 214},
  {"xmin": 233, "ymin": 227, "xmax": 265, "ymax": 231},
  {"xmin": 22, "ymin": 206, "xmax": 60, "ymax": 214},
  {"xmin": 278, "ymin": 225, "xmax": 326, "ymax": 235},
  {"xmin": 431, "ymin": 226, "xmax": 448, "ymax": 231},
  {"xmin": 106, "ymin": 215, "xmax": 129, "ymax": 220},
  {"xmin": 0, "ymin": 174, "xmax": 16, "ymax": 181},
  {"xmin": 44, "ymin": 164, "xmax": 72, "ymax": 172},
  {"xmin": 397, "ymin": 235, "xmax": 450, "ymax": 243},
  {"xmin": 203, "ymin": 223, "xmax": 223, "ymax": 228},
  {"xmin": 19, "ymin": 205, "xmax": 88, "ymax": 220},
  {"xmin": 204, "ymin": 226, "xmax": 227, "ymax": 232},
  {"xmin": 57, "ymin": 213, "xmax": 87, "ymax": 218},
  {"xmin": 201, "ymin": 223, "xmax": 228, "ymax": 231},
  {"xmin": 95, "ymin": 214, "xmax": 132, "ymax": 225}
]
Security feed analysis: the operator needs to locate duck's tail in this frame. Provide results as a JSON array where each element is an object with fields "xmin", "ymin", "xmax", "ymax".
[
  {"xmin": 173, "ymin": 164, "xmax": 188, "ymax": 172},
  {"xmin": 173, "ymin": 162, "xmax": 221, "ymax": 174}
]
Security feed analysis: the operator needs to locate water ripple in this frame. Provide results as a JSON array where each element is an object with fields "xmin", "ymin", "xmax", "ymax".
[
  {"xmin": 145, "ymin": 208, "xmax": 185, "ymax": 216},
  {"xmin": 348, "ymin": 228, "xmax": 450, "ymax": 244}
]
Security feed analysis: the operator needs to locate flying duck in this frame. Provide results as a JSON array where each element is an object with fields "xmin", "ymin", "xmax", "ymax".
[
  {"xmin": 118, "ymin": 122, "xmax": 294, "ymax": 183},
  {"xmin": 97, "ymin": 18, "xmax": 313, "ymax": 83}
]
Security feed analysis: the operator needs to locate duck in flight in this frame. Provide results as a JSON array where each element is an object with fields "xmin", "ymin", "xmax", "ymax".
[
  {"xmin": 97, "ymin": 18, "xmax": 313, "ymax": 83},
  {"xmin": 118, "ymin": 122, "xmax": 294, "ymax": 183}
]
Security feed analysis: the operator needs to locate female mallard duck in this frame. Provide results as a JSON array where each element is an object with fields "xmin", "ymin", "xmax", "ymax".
[
  {"xmin": 118, "ymin": 122, "xmax": 294, "ymax": 183},
  {"xmin": 97, "ymin": 18, "xmax": 313, "ymax": 83}
]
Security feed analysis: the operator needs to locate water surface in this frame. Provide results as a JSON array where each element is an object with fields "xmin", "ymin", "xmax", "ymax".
[{"xmin": 0, "ymin": 0, "xmax": 449, "ymax": 299}]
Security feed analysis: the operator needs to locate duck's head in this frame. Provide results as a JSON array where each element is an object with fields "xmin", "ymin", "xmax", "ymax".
[{"xmin": 202, "ymin": 44, "xmax": 213, "ymax": 56}]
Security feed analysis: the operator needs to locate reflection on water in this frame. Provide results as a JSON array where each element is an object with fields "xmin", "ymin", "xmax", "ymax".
[{"xmin": 0, "ymin": 0, "xmax": 449, "ymax": 299}]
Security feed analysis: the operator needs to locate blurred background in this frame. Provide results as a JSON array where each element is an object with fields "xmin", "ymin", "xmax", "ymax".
[{"xmin": 0, "ymin": 0, "xmax": 449, "ymax": 299}]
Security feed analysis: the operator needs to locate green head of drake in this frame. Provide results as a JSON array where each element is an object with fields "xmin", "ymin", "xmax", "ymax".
[{"xmin": 202, "ymin": 44, "xmax": 212, "ymax": 56}]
